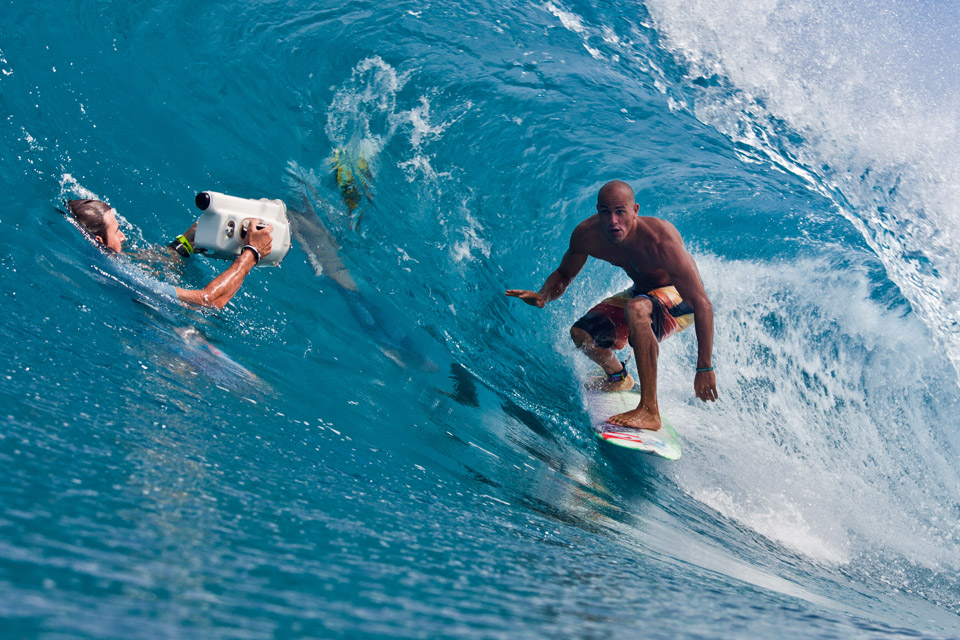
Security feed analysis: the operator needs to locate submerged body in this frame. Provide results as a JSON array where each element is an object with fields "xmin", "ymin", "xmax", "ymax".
[
  {"xmin": 331, "ymin": 148, "xmax": 373, "ymax": 229},
  {"xmin": 287, "ymin": 182, "xmax": 437, "ymax": 372}
]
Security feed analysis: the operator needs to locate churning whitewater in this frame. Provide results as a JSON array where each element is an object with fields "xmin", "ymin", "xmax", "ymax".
[{"xmin": 1, "ymin": 0, "xmax": 959, "ymax": 637}]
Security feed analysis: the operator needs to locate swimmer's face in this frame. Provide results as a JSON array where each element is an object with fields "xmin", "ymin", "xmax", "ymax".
[
  {"xmin": 597, "ymin": 187, "xmax": 638, "ymax": 244},
  {"xmin": 98, "ymin": 210, "xmax": 126, "ymax": 253}
]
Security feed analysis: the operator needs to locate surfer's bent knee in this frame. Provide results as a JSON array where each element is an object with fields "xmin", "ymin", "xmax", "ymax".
[
  {"xmin": 572, "ymin": 302, "xmax": 630, "ymax": 351},
  {"xmin": 624, "ymin": 296, "xmax": 654, "ymax": 329},
  {"xmin": 570, "ymin": 326, "xmax": 591, "ymax": 348}
]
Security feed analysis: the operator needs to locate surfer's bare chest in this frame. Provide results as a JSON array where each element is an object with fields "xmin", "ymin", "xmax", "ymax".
[{"xmin": 586, "ymin": 241, "xmax": 670, "ymax": 289}]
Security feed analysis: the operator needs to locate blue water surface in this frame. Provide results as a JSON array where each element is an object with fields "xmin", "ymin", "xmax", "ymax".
[{"xmin": 3, "ymin": 0, "xmax": 960, "ymax": 638}]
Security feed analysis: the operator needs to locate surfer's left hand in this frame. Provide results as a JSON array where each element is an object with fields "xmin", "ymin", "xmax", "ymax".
[{"xmin": 694, "ymin": 370, "xmax": 717, "ymax": 402}]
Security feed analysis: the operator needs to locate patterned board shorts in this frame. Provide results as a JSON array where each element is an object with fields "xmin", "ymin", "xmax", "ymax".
[{"xmin": 571, "ymin": 285, "xmax": 694, "ymax": 350}]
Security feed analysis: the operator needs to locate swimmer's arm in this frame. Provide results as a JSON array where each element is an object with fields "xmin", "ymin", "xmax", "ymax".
[
  {"xmin": 174, "ymin": 249, "xmax": 258, "ymax": 309},
  {"xmin": 167, "ymin": 222, "xmax": 199, "ymax": 258},
  {"xmin": 174, "ymin": 223, "xmax": 273, "ymax": 309},
  {"xmin": 505, "ymin": 229, "xmax": 588, "ymax": 308},
  {"xmin": 115, "ymin": 224, "xmax": 196, "ymax": 266}
]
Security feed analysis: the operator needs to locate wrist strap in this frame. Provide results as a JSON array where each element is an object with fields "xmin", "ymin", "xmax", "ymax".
[
  {"xmin": 606, "ymin": 362, "xmax": 628, "ymax": 382},
  {"xmin": 696, "ymin": 366, "xmax": 714, "ymax": 372},
  {"xmin": 242, "ymin": 244, "xmax": 261, "ymax": 265},
  {"xmin": 173, "ymin": 234, "xmax": 194, "ymax": 256}
]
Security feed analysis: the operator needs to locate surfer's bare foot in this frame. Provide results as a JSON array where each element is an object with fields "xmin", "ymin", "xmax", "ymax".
[
  {"xmin": 607, "ymin": 406, "xmax": 661, "ymax": 431},
  {"xmin": 584, "ymin": 372, "xmax": 635, "ymax": 392}
]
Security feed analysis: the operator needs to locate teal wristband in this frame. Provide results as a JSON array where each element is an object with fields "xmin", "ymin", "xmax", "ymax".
[{"xmin": 696, "ymin": 366, "xmax": 714, "ymax": 373}]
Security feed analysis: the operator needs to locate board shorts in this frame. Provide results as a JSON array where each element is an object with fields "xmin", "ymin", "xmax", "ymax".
[{"xmin": 571, "ymin": 285, "xmax": 694, "ymax": 350}]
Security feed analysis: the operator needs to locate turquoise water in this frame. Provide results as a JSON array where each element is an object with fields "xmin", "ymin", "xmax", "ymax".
[{"xmin": 4, "ymin": 0, "xmax": 960, "ymax": 637}]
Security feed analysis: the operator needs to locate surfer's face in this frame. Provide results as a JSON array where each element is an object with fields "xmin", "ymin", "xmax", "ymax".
[{"xmin": 597, "ymin": 191, "xmax": 638, "ymax": 243}]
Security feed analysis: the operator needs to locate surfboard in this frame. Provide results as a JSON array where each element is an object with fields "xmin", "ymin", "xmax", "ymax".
[{"xmin": 584, "ymin": 382, "xmax": 682, "ymax": 460}]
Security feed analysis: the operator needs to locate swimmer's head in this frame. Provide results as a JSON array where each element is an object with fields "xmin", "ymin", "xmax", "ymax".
[{"xmin": 68, "ymin": 198, "xmax": 126, "ymax": 253}]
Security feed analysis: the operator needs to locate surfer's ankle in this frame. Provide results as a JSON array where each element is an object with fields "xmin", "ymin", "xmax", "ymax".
[
  {"xmin": 630, "ymin": 404, "xmax": 658, "ymax": 417},
  {"xmin": 605, "ymin": 362, "xmax": 629, "ymax": 382},
  {"xmin": 585, "ymin": 371, "xmax": 635, "ymax": 392},
  {"xmin": 607, "ymin": 372, "xmax": 635, "ymax": 391},
  {"xmin": 598, "ymin": 363, "xmax": 633, "ymax": 389}
]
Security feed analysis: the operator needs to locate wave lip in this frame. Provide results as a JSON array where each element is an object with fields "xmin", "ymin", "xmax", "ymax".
[{"xmin": 645, "ymin": 0, "xmax": 960, "ymax": 379}]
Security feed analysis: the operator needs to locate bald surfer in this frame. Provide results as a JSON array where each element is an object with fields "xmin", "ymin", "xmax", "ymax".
[{"xmin": 506, "ymin": 180, "xmax": 717, "ymax": 431}]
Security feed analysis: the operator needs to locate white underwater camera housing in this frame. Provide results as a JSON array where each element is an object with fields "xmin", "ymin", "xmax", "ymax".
[{"xmin": 192, "ymin": 190, "xmax": 292, "ymax": 267}]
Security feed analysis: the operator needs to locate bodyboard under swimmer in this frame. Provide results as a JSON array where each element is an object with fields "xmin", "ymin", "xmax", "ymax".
[{"xmin": 584, "ymin": 377, "xmax": 682, "ymax": 460}]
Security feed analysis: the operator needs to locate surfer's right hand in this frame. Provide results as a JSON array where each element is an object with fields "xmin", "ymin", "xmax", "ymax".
[{"xmin": 505, "ymin": 289, "xmax": 546, "ymax": 308}]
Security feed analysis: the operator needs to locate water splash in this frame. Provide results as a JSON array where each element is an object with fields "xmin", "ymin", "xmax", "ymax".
[{"xmin": 645, "ymin": 0, "xmax": 960, "ymax": 382}]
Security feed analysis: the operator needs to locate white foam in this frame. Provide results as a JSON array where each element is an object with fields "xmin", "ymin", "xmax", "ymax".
[
  {"xmin": 59, "ymin": 174, "xmax": 99, "ymax": 201},
  {"xmin": 544, "ymin": 1, "xmax": 606, "ymax": 59},
  {"xmin": 655, "ymin": 255, "xmax": 960, "ymax": 569},
  {"xmin": 0, "ymin": 48, "xmax": 12, "ymax": 77},
  {"xmin": 544, "ymin": 1, "xmax": 587, "ymax": 34},
  {"xmin": 645, "ymin": 0, "xmax": 960, "ymax": 382},
  {"xmin": 324, "ymin": 56, "xmax": 408, "ymax": 158},
  {"xmin": 325, "ymin": 57, "xmax": 464, "ymax": 165},
  {"xmin": 451, "ymin": 208, "xmax": 491, "ymax": 263},
  {"xmin": 696, "ymin": 487, "xmax": 848, "ymax": 564}
]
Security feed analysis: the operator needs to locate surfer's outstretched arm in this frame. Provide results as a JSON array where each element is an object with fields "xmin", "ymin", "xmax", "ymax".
[{"xmin": 506, "ymin": 231, "xmax": 588, "ymax": 307}]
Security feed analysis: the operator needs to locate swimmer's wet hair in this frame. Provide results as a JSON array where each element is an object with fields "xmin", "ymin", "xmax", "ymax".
[{"xmin": 67, "ymin": 199, "xmax": 111, "ymax": 240}]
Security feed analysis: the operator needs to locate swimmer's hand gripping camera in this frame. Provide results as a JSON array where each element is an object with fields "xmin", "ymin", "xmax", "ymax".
[{"xmin": 192, "ymin": 191, "xmax": 292, "ymax": 266}]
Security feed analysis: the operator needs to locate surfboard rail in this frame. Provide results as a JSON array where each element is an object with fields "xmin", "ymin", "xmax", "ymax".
[{"xmin": 583, "ymin": 382, "xmax": 683, "ymax": 460}]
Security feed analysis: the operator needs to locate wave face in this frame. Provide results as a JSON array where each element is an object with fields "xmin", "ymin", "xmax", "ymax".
[{"xmin": 2, "ymin": 0, "xmax": 960, "ymax": 637}]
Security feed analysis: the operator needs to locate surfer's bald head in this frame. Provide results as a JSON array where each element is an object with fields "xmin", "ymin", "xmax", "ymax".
[
  {"xmin": 597, "ymin": 180, "xmax": 635, "ymax": 205},
  {"xmin": 596, "ymin": 180, "xmax": 639, "ymax": 244}
]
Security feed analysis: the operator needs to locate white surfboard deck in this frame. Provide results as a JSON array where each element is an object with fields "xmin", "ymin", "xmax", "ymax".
[{"xmin": 584, "ymin": 381, "xmax": 682, "ymax": 460}]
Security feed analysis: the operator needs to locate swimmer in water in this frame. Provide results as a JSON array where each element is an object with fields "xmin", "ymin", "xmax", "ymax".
[{"xmin": 67, "ymin": 198, "xmax": 273, "ymax": 309}]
